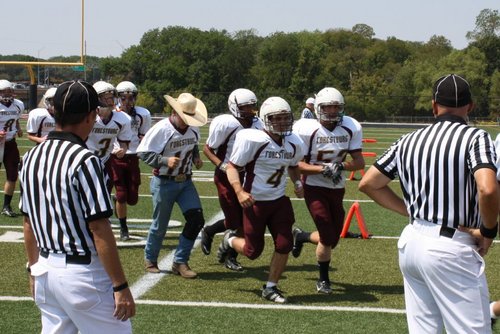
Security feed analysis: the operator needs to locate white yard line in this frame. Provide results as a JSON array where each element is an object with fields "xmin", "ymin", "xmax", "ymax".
[
  {"xmin": 0, "ymin": 296, "xmax": 405, "ymax": 314},
  {"xmin": 130, "ymin": 211, "xmax": 225, "ymax": 299}
]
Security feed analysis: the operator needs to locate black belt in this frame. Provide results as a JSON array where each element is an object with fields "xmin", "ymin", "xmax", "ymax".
[
  {"xmin": 40, "ymin": 249, "xmax": 92, "ymax": 265},
  {"xmin": 157, "ymin": 174, "xmax": 192, "ymax": 182},
  {"xmin": 439, "ymin": 226, "xmax": 456, "ymax": 238}
]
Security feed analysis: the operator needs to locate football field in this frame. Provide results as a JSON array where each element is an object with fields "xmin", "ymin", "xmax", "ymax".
[{"xmin": 1, "ymin": 120, "xmax": 499, "ymax": 333}]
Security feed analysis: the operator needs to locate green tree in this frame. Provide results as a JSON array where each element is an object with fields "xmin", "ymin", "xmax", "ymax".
[
  {"xmin": 352, "ymin": 24, "xmax": 375, "ymax": 39},
  {"xmin": 466, "ymin": 9, "xmax": 500, "ymax": 41}
]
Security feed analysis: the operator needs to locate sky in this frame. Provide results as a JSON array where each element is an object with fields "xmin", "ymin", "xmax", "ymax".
[{"xmin": 2, "ymin": 0, "xmax": 498, "ymax": 59}]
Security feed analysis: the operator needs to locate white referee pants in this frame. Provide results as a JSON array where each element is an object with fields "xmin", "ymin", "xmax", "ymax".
[
  {"xmin": 31, "ymin": 253, "xmax": 132, "ymax": 334},
  {"xmin": 398, "ymin": 222, "xmax": 491, "ymax": 334}
]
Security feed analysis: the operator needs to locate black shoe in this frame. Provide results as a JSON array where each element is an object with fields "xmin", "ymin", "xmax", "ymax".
[
  {"xmin": 292, "ymin": 228, "xmax": 304, "ymax": 258},
  {"xmin": 262, "ymin": 285, "xmax": 287, "ymax": 303},
  {"xmin": 200, "ymin": 227, "xmax": 213, "ymax": 255},
  {"xmin": 316, "ymin": 280, "xmax": 332, "ymax": 294},
  {"xmin": 217, "ymin": 230, "xmax": 236, "ymax": 263},
  {"xmin": 1, "ymin": 207, "xmax": 17, "ymax": 218},
  {"xmin": 120, "ymin": 226, "xmax": 130, "ymax": 241},
  {"xmin": 225, "ymin": 256, "xmax": 243, "ymax": 271}
]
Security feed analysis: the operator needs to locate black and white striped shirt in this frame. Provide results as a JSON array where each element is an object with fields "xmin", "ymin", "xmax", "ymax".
[
  {"xmin": 374, "ymin": 114, "xmax": 497, "ymax": 229},
  {"xmin": 19, "ymin": 131, "xmax": 113, "ymax": 255}
]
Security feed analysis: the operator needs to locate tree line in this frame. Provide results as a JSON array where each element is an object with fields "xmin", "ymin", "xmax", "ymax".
[{"xmin": 1, "ymin": 9, "xmax": 499, "ymax": 121}]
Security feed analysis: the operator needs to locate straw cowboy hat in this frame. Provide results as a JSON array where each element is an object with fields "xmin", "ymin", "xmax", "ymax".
[{"xmin": 165, "ymin": 93, "xmax": 208, "ymax": 127}]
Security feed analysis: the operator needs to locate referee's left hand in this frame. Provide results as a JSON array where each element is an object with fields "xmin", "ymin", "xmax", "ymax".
[
  {"xmin": 113, "ymin": 288, "xmax": 136, "ymax": 321},
  {"xmin": 458, "ymin": 226, "xmax": 493, "ymax": 257}
]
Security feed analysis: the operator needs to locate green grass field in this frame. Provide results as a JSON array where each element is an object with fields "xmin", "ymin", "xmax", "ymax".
[{"xmin": 0, "ymin": 121, "xmax": 498, "ymax": 333}]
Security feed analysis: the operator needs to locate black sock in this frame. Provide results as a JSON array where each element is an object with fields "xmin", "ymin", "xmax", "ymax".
[
  {"xmin": 3, "ymin": 194, "xmax": 12, "ymax": 208},
  {"xmin": 119, "ymin": 218, "xmax": 128, "ymax": 228},
  {"xmin": 204, "ymin": 219, "xmax": 226, "ymax": 236},
  {"xmin": 318, "ymin": 260, "xmax": 330, "ymax": 282},
  {"xmin": 297, "ymin": 231, "xmax": 311, "ymax": 243}
]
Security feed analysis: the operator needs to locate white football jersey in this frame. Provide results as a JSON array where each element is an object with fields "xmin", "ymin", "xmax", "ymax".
[
  {"xmin": 26, "ymin": 108, "xmax": 55, "ymax": 138},
  {"xmin": 293, "ymin": 116, "xmax": 363, "ymax": 189},
  {"xmin": 0, "ymin": 99, "xmax": 23, "ymax": 141},
  {"xmin": 137, "ymin": 117, "xmax": 200, "ymax": 176},
  {"xmin": 206, "ymin": 114, "xmax": 264, "ymax": 163},
  {"xmin": 114, "ymin": 106, "xmax": 151, "ymax": 154},
  {"xmin": 86, "ymin": 111, "xmax": 133, "ymax": 163},
  {"xmin": 495, "ymin": 133, "xmax": 500, "ymax": 181},
  {"xmin": 230, "ymin": 129, "xmax": 304, "ymax": 201}
]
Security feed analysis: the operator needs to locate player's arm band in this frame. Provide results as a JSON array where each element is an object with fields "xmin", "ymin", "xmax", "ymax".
[
  {"xmin": 113, "ymin": 281, "xmax": 129, "ymax": 292},
  {"xmin": 480, "ymin": 223, "xmax": 498, "ymax": 239}
]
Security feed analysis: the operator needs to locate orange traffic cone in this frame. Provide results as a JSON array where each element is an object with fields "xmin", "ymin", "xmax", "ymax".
[{"xmin": 340, "ymin": 201, "xmax": 370, "ymax": 239}]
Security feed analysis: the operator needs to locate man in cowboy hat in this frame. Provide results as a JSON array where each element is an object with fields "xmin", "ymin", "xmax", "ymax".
[{"xmin": 137, "ymin": 92, "xmax": 207, "ymax": 278}]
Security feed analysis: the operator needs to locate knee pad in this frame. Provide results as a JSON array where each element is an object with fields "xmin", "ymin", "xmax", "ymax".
[{"xmin": 182, "ymin": 208, "xmax": 205, "ymax": 240}]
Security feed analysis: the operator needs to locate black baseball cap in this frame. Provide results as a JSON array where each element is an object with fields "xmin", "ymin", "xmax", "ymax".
[
  {"xmin": 53, "ymin": 80, "xmax": 100, "ymax": 115},
  {"xmin": 432, "ymin": 74, "xmax": 472, "ymax": 108}
]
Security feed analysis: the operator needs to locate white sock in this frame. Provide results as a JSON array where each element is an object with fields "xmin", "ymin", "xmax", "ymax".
[
  {"xmin": 228, "ymin": 236, "xmax": 236, "ymax": 248},
  {"xmin": 266, "ymin": 282, "xmax": 277, "ymax": 289},
  {"xmin": 491, "ymin": 302, "xmax": 498, "ymax": 319}
]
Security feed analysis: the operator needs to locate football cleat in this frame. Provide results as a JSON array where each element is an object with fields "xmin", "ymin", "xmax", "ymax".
[
  {"xmin": 316, "ymin": 280, "xmax": 333, "ymax": 294},
  {"xmin": 292, "ymin": 228, "xmax": 304, "ymax": 258},
  {"xmin": 1, "ymin": 207, "xmax": 18, "ymax": 218},
  {"xmin": 120, "ymin": 226, "xmax": 130, "ymax": 241},
  {"xmin": 217, "ymin": 230, "xmax": 236, "ymax": 263},
  {"xmin": 200, "ymin": 227, "xmax": 213, "ymax": 255},
  {"xmin": 224, "ymin": 256, "xmax": 243, "ymax": 271},
  {"xmin": 262, "ymin": 285, "xmax": 287, "ymax": 303}
]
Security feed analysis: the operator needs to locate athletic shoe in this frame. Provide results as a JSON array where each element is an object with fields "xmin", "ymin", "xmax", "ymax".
[
  {"xmin": 1, "ymin": 206, "xmax": 17, "ymax": 218},
  {"xmin": 120, "ymin": 226, "xmax": 130, "ymax": 241},
  {"xmin": 316, "ymin": 280, "xmax": 333, "ymax": 294},
  {"xmin": 224, "ymin": 256, "xmax": 243, "ymax": 271},
  {"xmin": 217, "ymin": 230, "xmax": 236, "ymax": 263},
  {"xmin": 200, "ymin": 227, "xmax": 213, "ymax": 255},
  {"xmin": 171, "ymin": 262, "xmax": 197, "ymax": 279},
  {"xmin": 262, "ymin": 285, "xmax": 287, "ymax": 303},
  {"xmin": 144, "ymin": 260, "xmax": 160, "ymax": 273},
  {"xmin": 292, "ymin": 228, "xmax": 304, "ymax": 258}
]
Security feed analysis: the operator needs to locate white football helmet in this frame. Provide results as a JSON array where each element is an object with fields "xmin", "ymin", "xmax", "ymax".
[
  {"xmin": 259, "ymin": 97, "xmax": 293, "ymax": 137},
  {"xmin": 0, "ymin": 79, "xmax": 14, "ymax": 105},
  {"xmin": 228, "ymin": 88, "xmax": 257, "ymax": 119},
  {"xmin": 93, "ymin": 81, "xmax": 116, "ymax": 95},
  {"xmin": 314, "ymin": 87, "xmax": 345, "ymax": 127},
  {"xmin": 42, "ymin": 87, "xmax": 57, "ymax": 109},
  {"xmin": 116, "ymin": 81, "xmax": 138, "ymax": 96}
]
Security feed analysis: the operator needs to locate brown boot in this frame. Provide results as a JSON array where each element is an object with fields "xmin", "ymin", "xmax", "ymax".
[
  {"xmin": 145, "ymin": 260, "xmax": 161, "ymax": 273},
  {"xmin": 172, "ymin": 262, "xmax": 197, "ymax": 279}
]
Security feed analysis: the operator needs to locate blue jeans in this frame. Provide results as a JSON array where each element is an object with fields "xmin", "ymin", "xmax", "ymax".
[{"xmin": 145, "ymin": 176, "xmax": 202, "ymax": 264}]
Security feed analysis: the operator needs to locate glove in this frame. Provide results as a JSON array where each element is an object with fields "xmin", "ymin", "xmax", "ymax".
[{"xmin": 321, "ymin": 162, "xmax": 344, "ymax": 185}]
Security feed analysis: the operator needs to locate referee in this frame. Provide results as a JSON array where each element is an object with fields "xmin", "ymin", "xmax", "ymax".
[
  {"xmin": 359, "ymin": 74, "xmax": 498, "ymax": 333},
  {"xmin": 21, "ymin": 80, "xmax": 135, "ymax": 333}
]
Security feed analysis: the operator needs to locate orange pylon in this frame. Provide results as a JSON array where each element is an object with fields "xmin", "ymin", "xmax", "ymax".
[
  {"xmin": 340, "ymin": 201, "xmax": 370, "ymax": 239},
  {"xmin": 348, "ymin": 169, "xmax": 365, "ymax": 180}
]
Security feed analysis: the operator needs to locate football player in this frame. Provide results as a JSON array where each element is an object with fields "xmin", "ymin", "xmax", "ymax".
[
  {"xmin": 202, "ymin": 88, "xmax": 264, "ymax": 271},
  {"xmin": 218, "ymin": 96, "xmax": 304, "ymax": 303},
  {"xmin": 110, "ymin": 81, "xmax": 151, "ymax": 240},
  {"xmin": 87, "ymin": 81, "xmax": 132, "ymax": 194},
  {"xmin": 0, "ymin": 79, "xmax": 23, "ymax": 217},
  {"xmin": 26, "ymin": 87, "xmax": 56, "ymax": 144},
  {"xmin": 291, "ymin": 87, "xmax": 365, "ymax": 294}
]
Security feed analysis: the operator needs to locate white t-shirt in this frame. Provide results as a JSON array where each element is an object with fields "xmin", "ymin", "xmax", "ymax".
[
  {"xmin": 293, "ymin": 116, "xmax": 363, "ymax": 189},
  {"xmin": 230, "ymin": 129, "xmax": 304, "ymax": 201}
]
